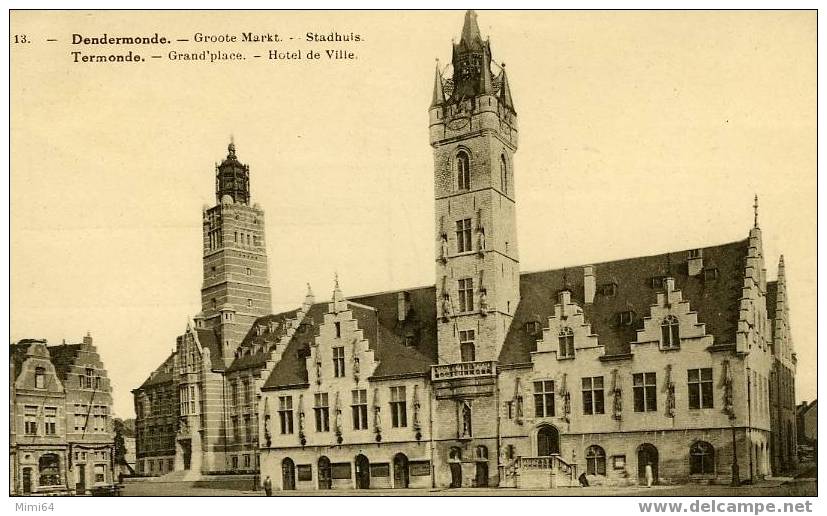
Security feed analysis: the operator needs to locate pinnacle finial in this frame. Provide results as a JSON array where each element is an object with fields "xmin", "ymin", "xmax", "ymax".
[
  {"xmin": 666, "ymin": 252, "xmax": 672, "ymax": 277},
  {"xmin": 753, "ymin": 194, "xmax": 759, "ymax": 228},
  {"xmin": 228, "ymin": 136, "xmax": 236, "ymax": 157},
  {"xmin": 334, "ymin": 271, "xmax": 340, "ymax": 290}
]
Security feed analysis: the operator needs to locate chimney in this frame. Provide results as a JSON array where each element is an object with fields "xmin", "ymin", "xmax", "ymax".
[
  {"xmin": 687, "ymin": 249, "xmax": 703, "ymax": 276},
  {"xmin": 397, "ymin": 291, "xmax": 410, "ymax": 322},
  {"xmin": 583, "ymin": 265, "xmax": 595, "ymax": 304}
]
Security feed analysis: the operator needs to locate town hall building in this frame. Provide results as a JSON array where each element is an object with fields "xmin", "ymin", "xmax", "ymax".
[{"xmin": 134, "ymin": 11, "xmax": 798, "ymax": 490}]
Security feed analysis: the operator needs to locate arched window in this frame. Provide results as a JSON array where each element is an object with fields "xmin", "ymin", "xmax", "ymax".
[
  {"xmin": 500, "ymin": 154, "xmax": 508, "ymax": 193},
  {"xmin": 38, "ymin": 453, "xmax": 61, "ymax": 486},
  {"xmin": 558, "ymin": 327, "xmax": 575, "ymax": 358},
  {"xmin": 586, "ymin": 445, "xmax": 606, "ymax": 475},
  {"xmin": 661, "ymin": 315, "xmax": 680, "ymax": 349},
  {"xmin": 457, "ymin": 151, "xmax": 470, "ymax": 190},
  {"xmin": 689, "ymin": 441, "xmax": 715, "ymax": 475}
]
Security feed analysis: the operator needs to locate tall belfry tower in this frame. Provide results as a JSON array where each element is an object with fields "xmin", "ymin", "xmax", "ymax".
[
  {"xmin": 430, "ymin": 10, "xmax": 519, "ymax": 364},
  {"xmin": 197, "ymin": 141, "xmax": 272, "ymax": 367}
]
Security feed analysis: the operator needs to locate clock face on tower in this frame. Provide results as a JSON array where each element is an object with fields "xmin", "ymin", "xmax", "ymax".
[{"xmin": 447, "ymin": 116, "xmax": 469, "ymax": 131}]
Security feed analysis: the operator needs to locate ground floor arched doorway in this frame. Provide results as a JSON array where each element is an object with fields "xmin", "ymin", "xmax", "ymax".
[
  {"xmin": 449, "ymin": 447, "xmax": 462, "ymax": 488},
  {"xmin": 318, "ymin": 456, "xmax": 332, "ymax": 490},
  {"xmin": 637, "ymin": 443, "xmax": 659, "ymax": 484},
  {"xmin": 355, "ymin": 454, "xmax": 370, "ymax": 489},
  {"xmin": 537, "ymin": 425, "xmax": 560, "ymax": 456},
  {"xmin": 393, "ymin": 453, "xmax": 409, "ymax": 488},
  {"xmin": 282, "ymin": 458, "xmax": 296, "ymax": 490}
]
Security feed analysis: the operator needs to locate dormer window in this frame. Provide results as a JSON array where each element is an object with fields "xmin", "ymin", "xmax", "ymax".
[
  {"xmin": 558, "ymin": 327, "xmax": 575, "ymax": 358},
  {"xmin": 688, "ymin": 249, "xmax": 702, "ymax": 259},
  {"xmin": 404, "ymin": 332, "xmax": 418, "ymax": 347},
  {"xmin": 703, "ymin": 268, "xmax": 719, "ymax": 281},
  {"xmin": 524, "ymin": 321, "xmax": 542, "ymax": 337},
  {"xmin": 617, "ymin": 311, "xmax": 635, "ymax": 326},
  {"xmin": 650, "ymin": 276, "xmax": 666, "ymax": 289},
  {"xmin": 599, "ymin": 283, "xmax": 617, "ymax": 297},
  {"xmin": 661, "ymin": 315, "xmax": 680, "ymax": 349}
]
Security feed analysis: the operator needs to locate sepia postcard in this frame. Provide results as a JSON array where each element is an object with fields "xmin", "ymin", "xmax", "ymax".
[{"xmin": 8, "ymin": 8, "xmax": 818, "ymax": 508}]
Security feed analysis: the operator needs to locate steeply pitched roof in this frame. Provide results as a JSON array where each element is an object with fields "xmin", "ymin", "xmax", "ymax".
[
  {"xmin": 226, "ymin": 309, "xmax": 301, "ymax": 373},
  {"xmin": 766, "ymin": 281, "xmax": 778, "ymax": 320},
  {"xmin": 263, "ymin": 286, "xmax": 439, "ymax": 390},
  {"xmin": 499, "ymin": 239, "xmax": 749, "ymax": 365},
  {"xmin": 194, "ymin": 327, "xmax": 222, "ymax": 366},
  {"xmin": 136, "ymin": 352, "xmax": 176, "ymax": 390},
  {"xmin": 10, "ymin": 342, "xmax": 34, "ymax": 380},
  {"xmin": 48, "ymin": 344, "xmax": 82, "ymax": 381},
  {"xmin": 262, "ymin": 304, "xmax": 327, "ymax": 389}
]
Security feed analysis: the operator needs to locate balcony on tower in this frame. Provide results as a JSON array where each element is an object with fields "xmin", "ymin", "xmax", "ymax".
[{"xmin": 431, "ymin": 360, "xmax": 497, "ymax": 399}]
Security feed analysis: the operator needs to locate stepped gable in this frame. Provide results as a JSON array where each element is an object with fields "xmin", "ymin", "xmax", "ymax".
[
  {"xmin": 136, "ymin": 351, "xmax": 176, "ymax": 389},
  {"xmin": 499, "ymin": 239, "xmax": 749, "ymax": 366},
  {"xmin": 263, "ymin": 285, "xmax": 439, "ymax": 390},
  {"xmin": 226, "ymin": 308, "xmax": 301, "ymax": 373}
]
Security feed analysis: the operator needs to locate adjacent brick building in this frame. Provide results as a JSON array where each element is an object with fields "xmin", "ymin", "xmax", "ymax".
[{"xmin": 10, "ymin": 334, "xmax": 115, "ymax": 495}]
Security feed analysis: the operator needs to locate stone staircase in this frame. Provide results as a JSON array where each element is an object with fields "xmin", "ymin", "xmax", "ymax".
[{"xmin": 506, "ymin": 455, "xmax": 579, "ymax": 489}]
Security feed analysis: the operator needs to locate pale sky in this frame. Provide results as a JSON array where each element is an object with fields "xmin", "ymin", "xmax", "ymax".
[{"xmin": 10, "ymin": 10, "xmax": 816, "ymax": 418}]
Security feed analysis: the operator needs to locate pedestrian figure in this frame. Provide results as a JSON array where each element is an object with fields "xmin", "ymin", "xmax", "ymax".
[
  {"xmin": 264, "ymin": 475, "xmax": 273, "ymax": 496},
  {"xmin": 578, "ymin": 472, "xmax": 589, "ymax": 487},
  {"xmin": 645, "ymin": 462, "xmax": 654, "ymax": 488}
]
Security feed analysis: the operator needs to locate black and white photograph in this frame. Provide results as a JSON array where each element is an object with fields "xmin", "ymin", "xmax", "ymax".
[{"xmin": 7, "ymin": 6, "xmax": 819, "ymax": 510}]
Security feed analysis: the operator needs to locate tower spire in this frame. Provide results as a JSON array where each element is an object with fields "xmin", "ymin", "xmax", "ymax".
[
  {"xmin": 460, "ymin": 10, "xmax": 482, "ymax": 47},
  {"xmin": 753, "ymin": 194, "xmax": 759, "ymax": 228}
]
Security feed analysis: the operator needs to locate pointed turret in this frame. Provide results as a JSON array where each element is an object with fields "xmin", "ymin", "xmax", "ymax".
[
  {"xmin": 431, "ymin": 62, "xmax": 445, "ymax": 107},
  {"xmin": 498, "ymin": 65, "xmax": 516, "ymax": 112}
]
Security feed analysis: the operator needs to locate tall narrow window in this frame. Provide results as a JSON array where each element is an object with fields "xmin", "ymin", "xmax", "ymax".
[
  {"xmin": 457, "ymin": 278, "xmax": 474, "ymax": 312},
  {"xmin": 314, "ymin": 393, "xmax": 330, "ymax": 432},
  {"xmin": 333, "ymin": 347, "xmax": 346, "ymax": 377},
  {"xmin": 85, "ymin": 368, "xmax": 94, "ymax": 389},
  {"xmin": 688, "ymin": 368, "xmax": 714, "ymax": 409},
  {"xmin": 586, "ymin": 445, "xmax": 607, "ymax": 475},
  {"xmin": 456, "ymin": 219, "xmax": 472, "ymax": 253},
  {"xmin": 24, "ymin": 405, "xmax": 38, "ymax": 435},
  {"xmin": 582, "ymin": 376, "xmax": 605, "ymax": 415},
  {"xmin": 390, "ymin": 386, "xmax": 407, "ymax": 427},
  {"xmin": 278, "ymin": 396, "xmax": 294, "ymax": 434},
  {"xmin": 459, "ymin": 330, "xmax": 476, "ymax": 362},
  {"xmin": 35, "ymin": 367, "xmax": 45, "ymax": 389},
  {"xmin": 500, "ymin": 154, "xmax": 508, "ymax": 194},
  {"xmin": 661, "ymin": 315, "xmax": 680, "ymax": 349},
  {"xmin": 229, "ymin": 416, "xmax": 239, "ymax": 442},
  {"xmin": 457, "ymin": 151, "xmax": 470, "ymax": 190},
  {"xmin": 351, "ymin": 389, "xmax": 368, "ymax": 430},
  {"xmin": 633, "ymin": 372, "xmax": 657, "ymax": 412},
  {"xmin": 43, "ymin": 407, "xmax": 57, "ymax": 435},
  {"xmin": 558, "ymin": 327, "xmax": 575, "ymax": 358},
  {"xmin": 243, "ymin": 379, "xmax": 251, "ymax": 405},
  {"xmin": 533, "ymin": 380, "xmax": 555, "ymax": 418}
]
